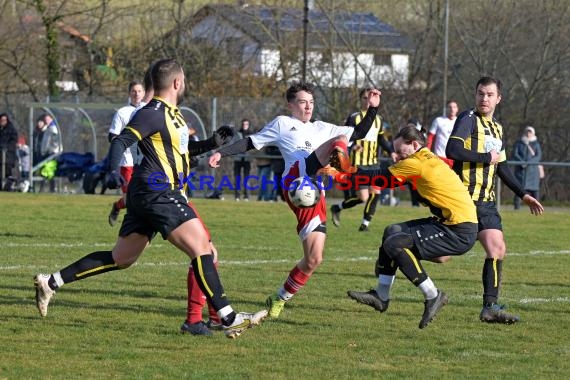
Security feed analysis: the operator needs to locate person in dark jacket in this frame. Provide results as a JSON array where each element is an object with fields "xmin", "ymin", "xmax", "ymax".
[
  {"xmin": 0, "ymin": 113, "xmax": 18, "ymax": 190},
  {"xmin": 511, "ymin": 126, "xmax": 542, "ymax": 209}
]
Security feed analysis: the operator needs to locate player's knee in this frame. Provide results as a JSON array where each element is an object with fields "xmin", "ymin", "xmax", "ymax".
[
  {"xmin": 484, "ymin": 239, "xmax": 506, "ymax": 259},
  {"xmin": 304, "ymin": 255, "xmax": 323, "ymax": 271},
  {"xmin": 383, "ymin": 224, "xmax": 402, "ymax": 239},
  {"xmin": 383, "ymin": 232, "xmax": 414, "ymax": 256}
]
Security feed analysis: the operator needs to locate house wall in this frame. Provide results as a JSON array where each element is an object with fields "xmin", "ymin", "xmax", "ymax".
[{"xmin": 257, "ymin": 48, "xmax": 409, "ymax": 89}]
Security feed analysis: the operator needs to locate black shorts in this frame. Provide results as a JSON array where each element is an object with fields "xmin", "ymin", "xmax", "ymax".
[
  {"xmin": 119, "ymin": 188, "xmax": 198, "ymax": 240},
  {"xmin": 391, "ymin": 217, "xmax": 478, "ymax": 260},
  {"xmin": 475, "ymin": 201, "xmax": 503, "ymax": 231}
]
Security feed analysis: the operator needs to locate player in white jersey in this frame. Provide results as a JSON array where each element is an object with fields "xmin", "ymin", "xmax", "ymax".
[
  {"xmin": 108, "ymin": 80, "xmax": 145, "ymax": 226},
  {"xmin": 427, "ymin": 99, "xmax": 459, "ymax": 167},
  {"xmin": 209, "ymin": 81, "xmax": 381, "ymax": 319}
]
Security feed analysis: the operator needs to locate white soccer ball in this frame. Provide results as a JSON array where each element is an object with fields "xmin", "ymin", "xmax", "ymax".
[{"xmin": 287, "ymin": 176, "xmax": 321, "ymax": 208}]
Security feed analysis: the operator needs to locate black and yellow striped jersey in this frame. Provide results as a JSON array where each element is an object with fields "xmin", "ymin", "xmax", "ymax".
[
  {"xmin": 448, "ymin": 109, "xmax": 507, "ymax": 202},
  {"xmin": 346, "ymin": 110, "xmax": 384, "ymax": 166},
  {"xmin": 388, "ymin": 148, "xmax": 477, "ymax": 225},
  {"xmin": 125, "ymin": 97, "xmax": 191, "ymax": 193}
]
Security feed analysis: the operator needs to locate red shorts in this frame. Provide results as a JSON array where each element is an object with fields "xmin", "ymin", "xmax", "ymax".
[
  {"xmin": 283, "ymin": 162, "xmax": 326, "ymax": 241},
  {"xmin": 120, "ymin": 166, "xmax": 134, "ymax": 193}
]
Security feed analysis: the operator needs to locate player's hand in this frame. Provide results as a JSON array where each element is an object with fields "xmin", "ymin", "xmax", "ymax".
[
  {"xmin": 209, "ymin": 152, "xmax": 222, "ymax": 168},
  {"xmin": 522, "ymin": 194, "xmax": 544, "ymax": 215},
  {"xmin": 367, "ymin": 88, "xmax": 381, "ymax": 108},
  {"xmin": 390, "ymin": 152, "xmax": 399, "ymax": 163},
  {"xmin": 213, "ymin": 125, "xmax": 235, "ymax": 147},
  {"xmin": 105, "ymin": 170, "xmax": 125, "ymax": 190},
  {"xmin": 489, "ymin": 150, "xmax": 500, "ymax": 164}
]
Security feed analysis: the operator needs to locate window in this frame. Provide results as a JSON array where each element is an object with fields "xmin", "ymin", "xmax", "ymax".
[{"xmin": 373, "ymin": 53, "xmax": 391, "ymax": 66}]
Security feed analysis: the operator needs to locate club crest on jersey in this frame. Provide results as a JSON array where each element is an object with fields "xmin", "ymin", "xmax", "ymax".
[{"xmin": 290, "ymin": 126, "xmax": 297, "ymax": 131}]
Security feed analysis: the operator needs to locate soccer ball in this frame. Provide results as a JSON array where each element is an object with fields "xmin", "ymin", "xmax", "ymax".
[{"xmin": 287, "ymin": 176, "xmax": 321, "ymax": 208}]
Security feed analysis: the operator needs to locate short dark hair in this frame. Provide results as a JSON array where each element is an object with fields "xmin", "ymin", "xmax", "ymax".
[
  {"xmin": 359, "ymin": 87, "xmax": 375, "ymax": 98},
  {"xmin": 128, "ymin": 80, "xmax": 142, "ymax": 92},
  {"xmin": 143, "ymin": 64, "xmax": 153, "ymax": 92},
  {"xmin": 476, "ymin": 76, "xmax": 502, "ymax": 95},
  {"xmin": 394, "ymin": 125, "xmax": 426, "ymax": 146},
  {"xmin": 151, "ymin": 59, "xmax": 183, "ymax": 92},
  {"xmin": 286, "ymin": 81, "xmax": 315, "ymax": 103}
]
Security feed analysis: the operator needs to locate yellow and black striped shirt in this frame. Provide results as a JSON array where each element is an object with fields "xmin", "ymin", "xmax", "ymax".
[
  {"xmin": 448, "ymin": 109, "xmax": 507, "ymax": 202},
  {"xmin": 346, "ymin": 110, "xmax": 383, "ymax": 166},
  {"xmin": 125, "ymin": 97, "xmax": 191, "ymax": 193}
]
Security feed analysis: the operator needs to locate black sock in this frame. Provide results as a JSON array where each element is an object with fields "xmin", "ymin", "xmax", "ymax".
[
  {"xmin": 341, "ymin": 197, "xmax": 363, "ymax": 210},
  {"xmin": 482, "ymin": 258, "xmax": 502, "ymax": 306},
  {"xmin": 191, "ymin": 254, "xmax": 234, "ymax": 326},
  {"xmin": 377, "ymin": 246, "xmax": 397, "ymax": 276},
  {"xmin": 363, "ymin": 193, "xmax": 379, "ymax": 221},
  {"xmin": 392, "ymin": 247, "xmax": 428, "ymax": 286},
  {"xmin": 58, "ymin": 251, "xmax": 119, "ymax": 285}
]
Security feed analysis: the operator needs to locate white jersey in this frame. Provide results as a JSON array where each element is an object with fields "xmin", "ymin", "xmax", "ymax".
[
  {"xmin": 429, "ymin": 115, "xmax": 457, "ymax": 157},
  {"xmin": 250, "ymin": 116, "xmax": 355, "ymax": 177},
  {"xmin": 109, "ymin": 104, "xmax": 137, "ymax": 167}
]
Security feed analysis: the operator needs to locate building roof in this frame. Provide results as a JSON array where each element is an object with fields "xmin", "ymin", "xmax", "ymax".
[{"xmin": 189, "ymin": 4, "xmax": 413, "ymax": 53}]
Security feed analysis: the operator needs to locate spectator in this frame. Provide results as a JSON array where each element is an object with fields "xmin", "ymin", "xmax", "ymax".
[
  {"xmin": 427, "ymin": 100, "xmax": 459, "ymax": 167},
  {"xmin": 512, "ymin": 126, "xmax": 542, "ymax": 209},
  {"xmin": 255, "ymin": 147, "xmax": 273, "ymax": 201},
  {"xmin": 233, "ymin": 118, "xmax": 253, "ymax": 201},
  {"xmin": 34, "ymin": 113, "xmax": 62, "ymax": 192},
  {"xmin": 266, "ymin": 145, "xmax": 285, "ymax": 201},
  {"xmin": 17, "ymin": 135, "xmax": 31, "ymax": 192},
  {"xmin": 0, "ymin": 113, "xmax": 18, "ymax": 190}
]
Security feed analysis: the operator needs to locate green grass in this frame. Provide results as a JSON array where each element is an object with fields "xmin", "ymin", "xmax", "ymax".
[{"xmin": 1, "ymin": 193, "xmax": 569, "ymax": 379}]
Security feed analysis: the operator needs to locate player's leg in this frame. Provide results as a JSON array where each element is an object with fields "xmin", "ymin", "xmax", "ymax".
[
  {"xmin": 330, "ymin": 186, "xmax": 362, "ymax": 227},
  {"xmin": 478, "ymin": 228, "xmax": 519, "ymax": 323},
  {"xmin": 313, "ymin": 135, "xmax": 356, "ymax": 174},
  {"xmin": 34, "ymin": 233, "xmax": 149, "ymax": 317},
  {"xmin": 359, "ymin": 187, "xmax": 379, "ymax": 231},
  {"xmin": 167, "ymin": 218, "xmax": 266, "ymax": 338},
  {"xmin": 267, "ymin": 169, "xmax": 327, "ymax": 318},
  {"xmin": 181, "ymin": 241, "xmax": 222, "ymax": 336},
  {"xmin": 347, "ymin": 243, "xmax": 394, "ymax": 313},
  {"xmin": 266, "ymin": 231, "xmax": 325, "ymax": 319}
]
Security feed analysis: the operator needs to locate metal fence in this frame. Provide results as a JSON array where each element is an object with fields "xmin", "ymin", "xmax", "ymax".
[{"xmin": 3, "ymin": 97, "xmax": 569, "ymax": 205}]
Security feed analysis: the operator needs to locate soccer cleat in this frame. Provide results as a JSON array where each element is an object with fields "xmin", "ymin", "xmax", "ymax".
[
  {"xmin": 34, "ymin": 274, "xmax": 55, "ymax": 317},
  {"xmin": 480, "ymin": 304, "xmax": 520, "ymax": 324},
  {"xmin": 330, "ymin": 205, "xmax": 341, "ymax": 227},
  {"xmin": 266, "ymin": 294, "xmax": 286, "ymax": 318},
  {"xmin": 206, "ymin": 318, "xmax": 224, "ymax": 331},
  {"xmin": 180, "ymin": 321, "xmax": 213, "ymax": 336},
  {"xmin": 347, "ymin": 289, "xmax": 389, "ymax": 312},
  {"xmin": 329, "ymin": 147, "xmax": 357, "ymax": 174},
  {"xmin": 358, "ymin": 224, "xmax": 369, "ymax": 232},
  {"xmin": 419, "ymin": 290, "xmax": 448, "ymax": 329},
  {"xmin": 108, "ymin": 204, "xmax": 120, "ymax": 226},
  {"xmin": 223, "ymin": 310, "xmax": 268, "ymax": 339}
]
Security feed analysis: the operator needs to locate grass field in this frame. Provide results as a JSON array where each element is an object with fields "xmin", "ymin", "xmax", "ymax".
[{"xmin": 1, "ymin": 192, "xmax": 569, "ymax": 379}]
